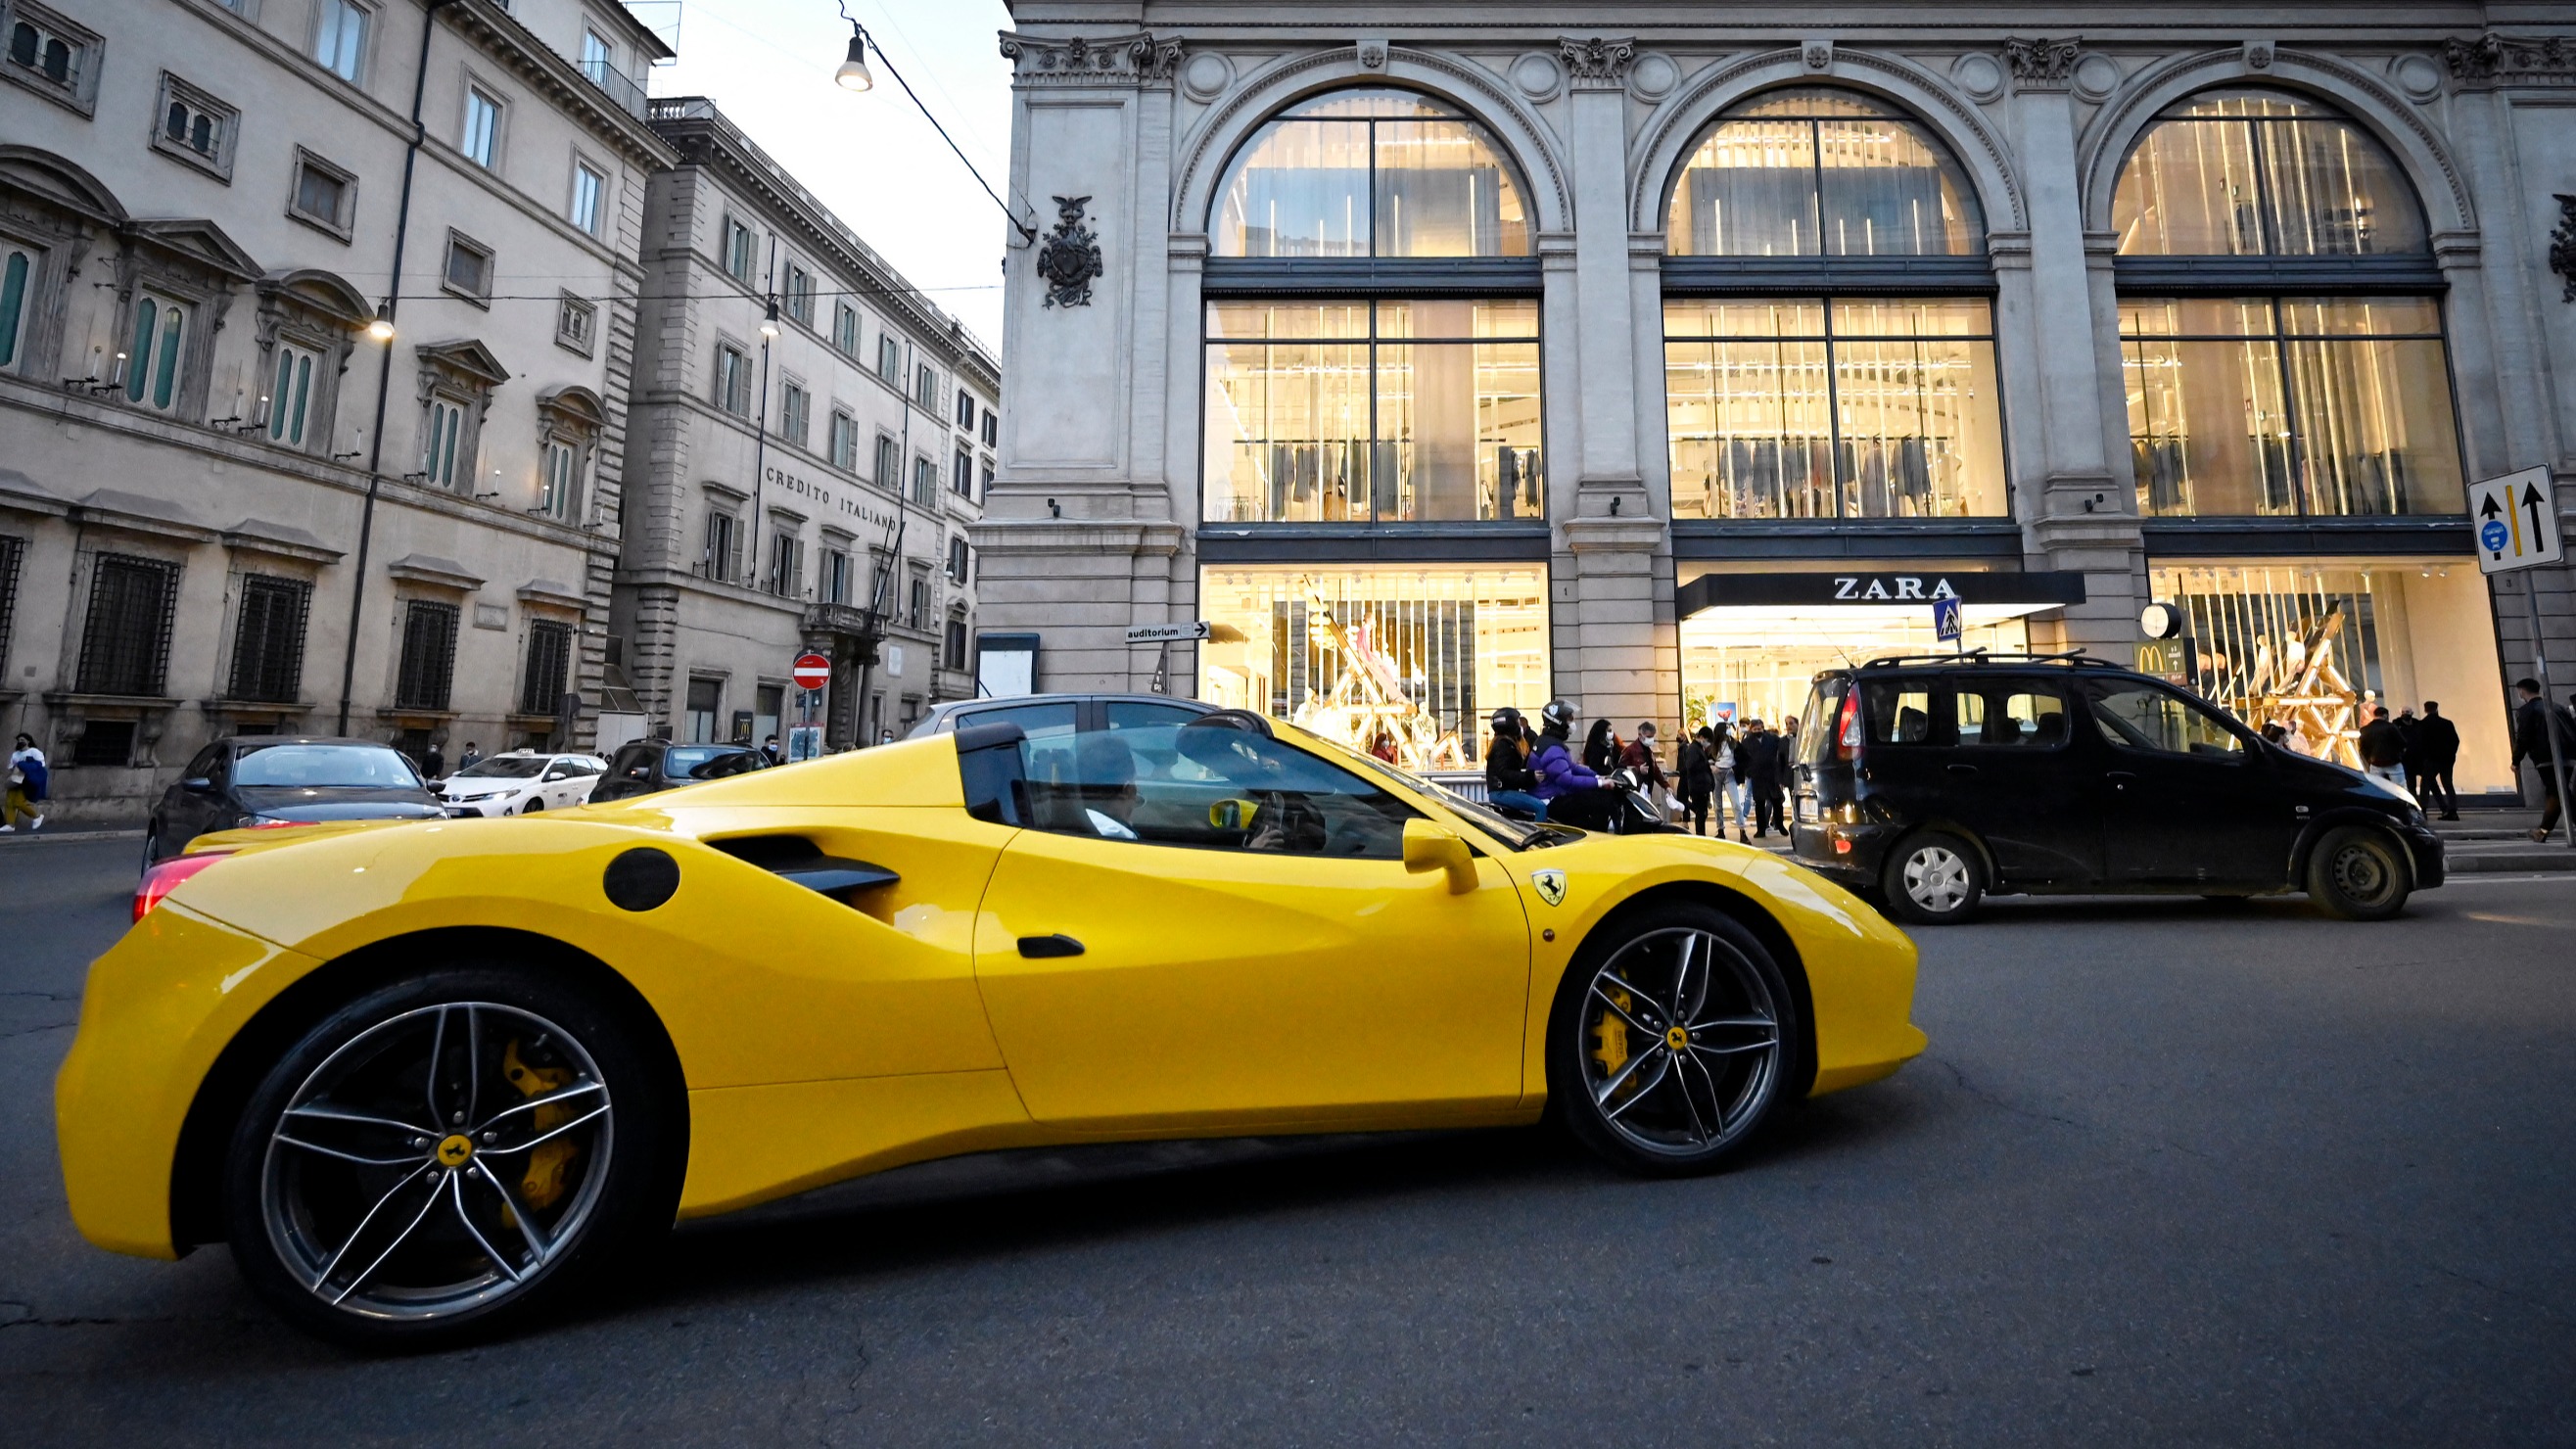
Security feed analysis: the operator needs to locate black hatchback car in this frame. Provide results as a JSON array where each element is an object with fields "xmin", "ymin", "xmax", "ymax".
[
  {"xmin": 144, "ymin": 737, "xmax": 445, "ymax": 868},
  {"xmin": 1789, "ymin": 653, "xmax": 2443, "ymax": 924},
  {"xmin": 588, "ymin": 740, "xmax": 770, "ymax": 804}
]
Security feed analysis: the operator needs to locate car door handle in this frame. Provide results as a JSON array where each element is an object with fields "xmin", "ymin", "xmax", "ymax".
[
  {"xmin": 1017, "ymin": 934, "xmax": 1084, "ymax": 958},
  {"xmin": 1945, "ymin": 763, "xmax": 1978, "ymax": 776},
  {"xmin": 2106, "ymin": 771, "xmax": 2137, "ymax": 791}
]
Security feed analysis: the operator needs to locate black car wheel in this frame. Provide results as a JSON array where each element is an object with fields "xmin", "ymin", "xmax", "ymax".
[
  {"xmin": 522, "ymin": 797, "xmax": 544, "ymax": 814},
  {"xmin": 2306, "ymin": 825, "xmax": 2410, "ymax": 921},
  {"xmin": 223, "ymin": 965, "xmax": 678, "ymax": 1347},
  {"xmin": 1880, "ymin": 830, "xmax": 1985, "ymax": 925},
  {"xmin": 141, "ymin": 823, "xmax": 162, "ymax": 873},
  {"xmin": 1551, "ymin": 903, "xmax": 1798, "ymax": 1177}
]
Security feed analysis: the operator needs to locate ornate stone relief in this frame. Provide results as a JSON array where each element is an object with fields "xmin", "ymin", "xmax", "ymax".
[
  {"xmin": 2552, "ymin": 196, "xmax": 2576, "ymax": 304},
  {"xmin": 1180, "ymin": 50, "xmax": 1233, "ymax": 102},
  {"xmin": 1358, "ymin": 37, "xmax": 1388, "ymax": 71},
  {"xmin": 2389, "ymin": 53, "xmax": 2445, "ymax": 103},
  {"xmin": 1802, "ymin": 40, "xmax": 1834, "ymax": 73},
  {"xmin": 2071, "ymin": 52, "xmax": 2123, "ymax": 102},
  {"xmin": 1559, "ymin": 35, "xmax": 1636, "ymax": 88},
  {"xmin": 2244, "ymin": 40, "xmax": 2276, "ymax": 72},
  {"xmin": 997, "ymin": 31, "xmax": 1182, "ymax": 86},
  {"xmin": 1508, "ymin": 51, "xmax": 1565, "ymax": 102},
  {"xmin": 2446, "ymin": 32, "xmax": 2576, "ymax": 83},
  {"xmin": 1952, "ymin": 53, "xmax": 2007, "ymax": 104},
  {"xmin": 1627, "ymin": 52, "xmax": 1682, "ymax": 101},
  {"xmin": 1036, "ymin": 196, "xmax": 1101, "ymax": 309},
  {"xmin": 2003, "ymin": 36, "xmax": 2082, "ymax": 88}
]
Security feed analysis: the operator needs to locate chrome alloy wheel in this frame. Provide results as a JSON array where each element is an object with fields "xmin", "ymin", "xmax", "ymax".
[
  {"xmin": 1901, "ymin": 845, "xmax": 1972, "ymax": 913},
  {"xmin": 259, "ymin": 1003, "xmax": 614, "ymax": 1321},
  {"xmin": 1578, "ymin": 927, "xmax": 1782, "ymax": 1157}
]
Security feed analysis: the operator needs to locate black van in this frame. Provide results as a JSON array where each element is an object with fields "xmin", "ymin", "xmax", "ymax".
[{"xmin": 1789, "ymin": 652, "xmax": 2443, "ymax": 924}]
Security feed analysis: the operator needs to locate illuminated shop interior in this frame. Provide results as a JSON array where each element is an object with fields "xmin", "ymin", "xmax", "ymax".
[
  {"xmin": 1198, "ymin": 565, "xmax": 1550, "ymax": 770},
  {"xmin": 1677, "ymin": 600, "xmax": 2042, "ymax": 731}
]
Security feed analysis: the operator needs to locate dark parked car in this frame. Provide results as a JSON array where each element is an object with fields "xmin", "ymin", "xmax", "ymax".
[
  {"xmin": 144, "ymin": 737, "xmax": 445, "ymax": 868},
  {"xmin": 908, "ymin": 692, "xmax": 1213, "ymax": 740},
  {"xmin": 587, "ymin": 740, "xmax": 770, "ymax": 803},
  {"xmin": 1789, "ymin": 652, "xmax": 2444, "ymax": 924}
]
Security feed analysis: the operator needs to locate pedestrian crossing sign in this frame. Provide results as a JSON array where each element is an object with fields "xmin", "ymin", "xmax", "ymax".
[{"xmin": 2468, "ymin": 465, "xmax": 2562, "ymax": 574}]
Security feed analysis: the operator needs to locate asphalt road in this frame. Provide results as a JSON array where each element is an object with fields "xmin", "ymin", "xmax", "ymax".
[{"xmin": 4, "ymin": 837, "xmax": 2571, "ymax": 1446}]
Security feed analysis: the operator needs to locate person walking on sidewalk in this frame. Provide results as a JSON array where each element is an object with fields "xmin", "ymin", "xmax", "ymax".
[
  {"xmin": 2357, "ymin": 706, "xmax": 2409, "ymax": 790},
  {"xmin": 1620, "ymin": 722, "xmax": 1670, "ymax": 818},
  {"xmin": 2510, "ymin": 678, "xmax": 2576, "ymax": 842},
  {"xmin": 2413, "ymin": 701, "xmax": 2461, "ymax": 819},
  {"xmin": 1739, "ymin": 720, "xmax": 1786, "ymax": 838},
  {"xmin": 1711, "ymin": 722, "xmax": 1751, "ymax": 842},
  {"xmin": 3, "ymin": 732, "xmax": 46, "ymax": 832},
  {"xmin": 1582, "ymin": 720, "xmax": 1620, "ymax": 775},
  {"xmin": 1675, "ymin": 726, "xmax": 1716, "ymax": 836}
]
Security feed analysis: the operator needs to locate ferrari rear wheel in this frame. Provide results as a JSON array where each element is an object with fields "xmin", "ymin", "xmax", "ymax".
[
  {"xmin": 223, "ymin": 967, "xmax": 675, "ymax": 1346},
  {"xmin": 1552, "ymin": 904, "xmax": 1798, "ymax": 1176}
]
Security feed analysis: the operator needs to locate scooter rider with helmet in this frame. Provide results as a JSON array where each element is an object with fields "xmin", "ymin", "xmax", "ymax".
[
  {"xmin": 1484, "ymin": 707, "xmax": 1547, "ymax": 820},
  {"xmin": 1527, "ymin": 699, "xmax": 1621, "ymax": 822}
]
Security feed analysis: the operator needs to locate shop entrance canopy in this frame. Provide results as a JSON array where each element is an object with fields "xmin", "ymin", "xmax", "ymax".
[{"xmin": 1676, "ymin": 570, "xmax": 2087, "ymax": 619}]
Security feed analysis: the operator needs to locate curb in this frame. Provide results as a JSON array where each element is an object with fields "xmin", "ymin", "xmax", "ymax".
[{"xmin": 0, "ymin": 829, "xmax": 145, "ymax": 845}]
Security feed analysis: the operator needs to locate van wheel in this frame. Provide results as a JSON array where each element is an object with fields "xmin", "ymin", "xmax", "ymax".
[
  {"xmin": 1881, "ymin": 830, "xmax": 1984, "ymax": 925},
  {"xmin": 2307, "ymin": 825, "xmax": 2410, "ymax": 921}
]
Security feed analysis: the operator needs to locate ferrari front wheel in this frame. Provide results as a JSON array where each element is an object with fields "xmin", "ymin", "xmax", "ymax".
[
  {"xmin": 222, "ymin": 967, "xmax": 676, "ymax": 1346},
  {"xmin": 1552, "ymin": 904, "xmax": 1798, "ymax": 1176}
]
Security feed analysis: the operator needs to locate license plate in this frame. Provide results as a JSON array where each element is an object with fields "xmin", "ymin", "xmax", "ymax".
[{"xmin": 1794, "ymin": 795, "xmax": 1817, "ymax": 823}]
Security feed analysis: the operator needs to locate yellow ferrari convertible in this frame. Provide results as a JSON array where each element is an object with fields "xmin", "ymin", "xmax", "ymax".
[{"xmin": 58, "ymin": 711, "xmax": 1922, "ymax": 1344}]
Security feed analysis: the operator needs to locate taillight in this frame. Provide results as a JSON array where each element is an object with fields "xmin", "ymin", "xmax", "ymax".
[
  {"xmin": 1837, "ymin": 690, "xmax": 1863, "ymax": 763},
  {"xmin": 135, "ymin": 852, "xmax": 231, "ymax": 922}
]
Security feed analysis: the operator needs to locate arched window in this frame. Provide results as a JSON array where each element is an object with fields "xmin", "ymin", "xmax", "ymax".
[
  {"xmin": 1666, "ymin": 88, "xmax": 1984, "ymax": 258},
  {"xmin": 1196, "ymin": 86, "xmax": 1552, "ymax": 766},
  {"xmin": 1213, "ymin": 89, "xmax": 1528, "ymax": 258},
  {"xmin": 1659, "ymin": 88, "xmax": 2002, "ymax": 521},
  {"xmin": 2110, "ymin": 91, "xmax": 2458, "ymax": 519},
  {"xmin": 2112, "ymin": 91, "xmax": 2424, "ymax": 257}
]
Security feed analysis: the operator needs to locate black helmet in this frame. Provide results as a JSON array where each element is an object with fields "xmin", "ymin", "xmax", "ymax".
[
  {"xmin": 1539, "ymin": 699, "xmax": 1576, "ymax": 734},
  {"xmin": 1488, "ymin": 706, "xmax": 1523, "ymax": 734}
]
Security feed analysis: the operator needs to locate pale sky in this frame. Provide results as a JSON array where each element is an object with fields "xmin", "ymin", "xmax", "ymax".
[{"xmin": 647, "ymin": 0, "xmax": 1018, "ymax": 348}]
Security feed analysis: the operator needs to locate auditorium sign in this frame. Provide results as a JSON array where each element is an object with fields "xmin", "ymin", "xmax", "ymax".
[{"xmin": 1677, "ymin": 571, "xmax": 2086, "ymax": 617}]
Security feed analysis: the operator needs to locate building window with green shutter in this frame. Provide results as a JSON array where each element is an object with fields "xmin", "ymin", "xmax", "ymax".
[{"xmin": 519, "ymin": 619, "xmax": 571, "ymax": 716}]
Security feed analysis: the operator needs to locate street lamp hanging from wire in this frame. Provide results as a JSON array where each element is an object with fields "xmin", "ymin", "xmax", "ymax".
[{"xmin": 831, "ymin": 10, "xmax": 1035, "ymax": 245}]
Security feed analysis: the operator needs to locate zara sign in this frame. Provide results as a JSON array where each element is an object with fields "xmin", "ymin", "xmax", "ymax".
[{"xmin": 1677, "ymin": 571, "xmax": 2088, "ymax": 617}]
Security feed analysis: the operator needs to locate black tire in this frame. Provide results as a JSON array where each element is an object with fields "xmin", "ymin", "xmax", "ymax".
[
  {"xmin": 1550, "ymin": 902, "xmax": 1801, "ymax": 1178},
  {"xmin": 222, "ymin": 965, "xmax": 679, "ymax": 1348},
  {"xmin": 522, "ymin": 797, "xmax": 544, "ymax": 815},
  {"xmin": 2306, "ymin": 824, "xmax": 2411, "ymax": 921},
  {"xmin": 141, "ymin": 823, "xmax": 162, "ymax": 873},
  {"xmin": 1879, "ymin": 829, "xmax": 1985, "ymax": 926}
]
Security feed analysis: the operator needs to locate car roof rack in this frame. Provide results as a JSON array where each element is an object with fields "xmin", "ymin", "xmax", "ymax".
[{"xmin": 1855, "ymin": 649, "xmax": 2122, "ymax": 670}]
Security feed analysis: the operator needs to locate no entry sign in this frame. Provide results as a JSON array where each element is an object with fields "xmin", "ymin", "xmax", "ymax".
[{"xmin": 791, "ymin": 653, "xmax": 831, "ymax": 691}]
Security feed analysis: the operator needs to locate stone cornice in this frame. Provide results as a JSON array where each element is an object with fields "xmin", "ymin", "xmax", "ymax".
[
  {"xmin": 445, "ymin": 0, "xmax": 678, "ymax": 169},
  {"xmin": 999, "ymin": 31, "xmax": 1185, "ymax": 88},
  {"xmin": 971, "ymin": 517, "xmax": 1189, "ymax": 557}
]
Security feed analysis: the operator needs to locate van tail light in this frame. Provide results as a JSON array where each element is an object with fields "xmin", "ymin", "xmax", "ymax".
[
  {"xmin": 1837, "ymin": 690, "xmax": 1863, "ymax": 763},
  {"xmin": 135, "ymin": 851, "xmax": 232, "ymax": 922}
]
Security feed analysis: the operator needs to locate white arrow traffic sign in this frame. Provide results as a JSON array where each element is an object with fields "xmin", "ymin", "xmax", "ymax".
[{"xmin": 2468, "ymin": 466, "xmax": 2563, "ymax": 575}]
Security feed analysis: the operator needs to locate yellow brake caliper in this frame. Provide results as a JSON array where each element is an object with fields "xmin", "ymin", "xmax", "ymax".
[
  {"xmin": 1591, "ymin": 988, "xmax": 1631, "ymax": 1098},
  {"xmin": 501, "ymin": 1038, "xmax": 577, "ymax": 1212}
]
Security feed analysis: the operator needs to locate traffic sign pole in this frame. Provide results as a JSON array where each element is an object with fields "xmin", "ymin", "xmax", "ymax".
[{"xmin": 2471, "ymin": 467, "xmax": 2572, "ymax": 848}]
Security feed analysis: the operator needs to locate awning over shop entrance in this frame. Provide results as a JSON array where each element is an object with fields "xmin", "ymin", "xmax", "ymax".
[{"xmin": 1676, "ymin": 569, "xmax": 2087, "ymax": 617}]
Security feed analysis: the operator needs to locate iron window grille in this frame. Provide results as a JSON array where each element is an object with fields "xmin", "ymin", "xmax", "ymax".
[
  {"xmin": 76, "ymin": 553, "xmax": 179, "ymax": 696},
  {"xmin": 0, "ymin": 535, "xmax": 22, "ymax": 668},
  {"xmin": 519, "ymin": 619, "xmax": 571, "ymax": 715},
  {"xmin": 227, "ymin": 574, "xmax": 311, "ymax": 702},
  {"xmin": 395, "ymin": 599, "xmax": 460, "ymax": 710}
]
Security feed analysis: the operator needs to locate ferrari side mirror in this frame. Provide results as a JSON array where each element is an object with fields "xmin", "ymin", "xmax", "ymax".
[{"xmin": 1402, "ymin": 819, "xmax": 1477, "ymax": 894}]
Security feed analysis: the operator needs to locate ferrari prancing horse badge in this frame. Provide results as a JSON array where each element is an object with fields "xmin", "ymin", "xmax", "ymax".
[{"xmin": 1531, "ymin": 869, "xmax": 1567, "ymax": 907}]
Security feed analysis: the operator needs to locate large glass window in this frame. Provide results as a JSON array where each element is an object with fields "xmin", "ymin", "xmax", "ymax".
[
  {"xmin": 1667, "ymin": 88, "xmax": 1984, "ymax": 257},
  {"xmin": 1199, "ymin": 565, "xmax": 1551, "ymax": 770},
  {"xmin": 1664, "ymin": 298, "xmax": 2003, "ymax": 519},
  {"xmin": 2122, "ymin": 297, "xmax": 2460, "ymax": 517},
  {"xmin": 1203, "ymin": 301, "xmax": 1542, "ymax": 524},
  {"xmin": 1213, "ymin": 90, "xmax": 1528, "ymax": 258},
  {"xmin": 1019, "ymin": 721, "xmax": 1416, "ymax": 857},
  {"xmin": 2112, "ymin": 91, "xmax": 2424, "ymax": 257}
]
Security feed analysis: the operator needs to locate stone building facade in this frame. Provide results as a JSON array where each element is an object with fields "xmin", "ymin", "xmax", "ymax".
[
  {"xmin": 977, "ymin": 3, "xmax": 2576, "ymax": 798},
  {"xmin": 617, "ymin": 99, "xmax": 997, "ymax": 751},
  {"xmin": 0, "ymin": 0, "xmax": 674, "ymax": 822}
]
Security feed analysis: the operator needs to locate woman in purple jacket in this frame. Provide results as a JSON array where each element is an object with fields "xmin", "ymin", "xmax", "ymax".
[{"xmin": 1529, "ymin": 700, "xmax": 1613, "ymax": 803}]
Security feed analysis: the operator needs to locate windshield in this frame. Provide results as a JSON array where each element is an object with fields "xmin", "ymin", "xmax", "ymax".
[
  {"xmin": 1324, "ymin": 732, "xmax": 1546, "ymax": 850},
  {"xmin": 234, "ymin": 744, "xmax": 424, "ymax": 789},
  {"xmin": 665, "ymin": 746, "xmax": 757, "ymax": 779},
  {"xmin": 452, "ymin": 757, "xmax": 548, "ymax": 779}
]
